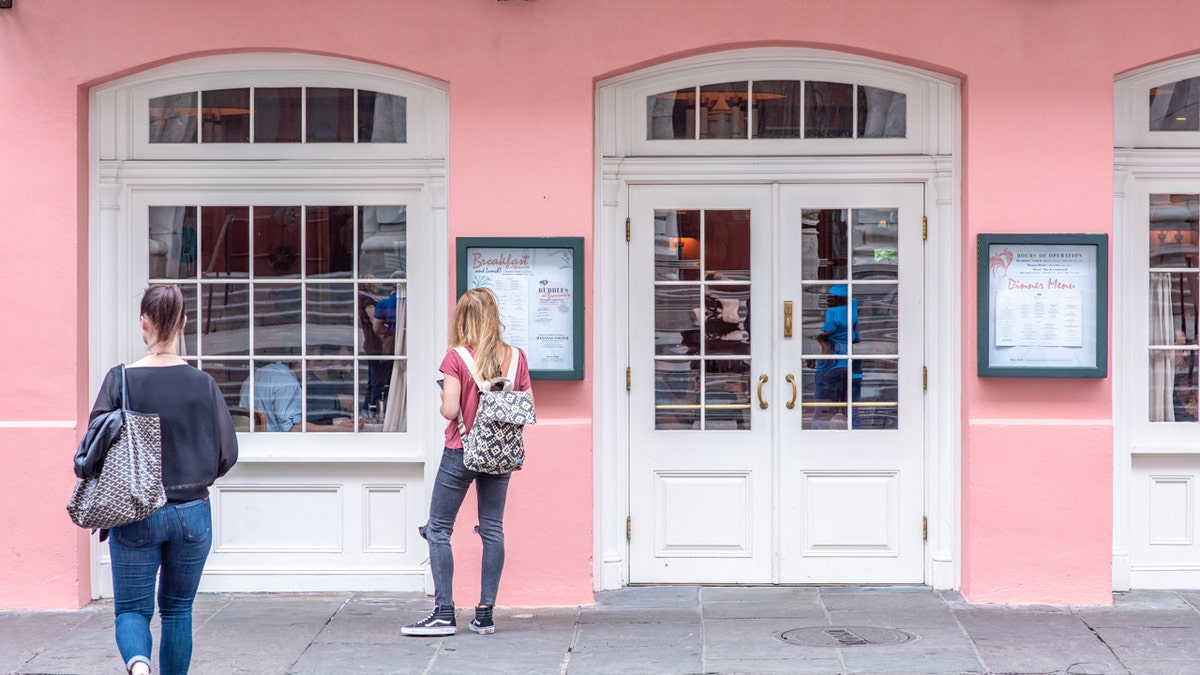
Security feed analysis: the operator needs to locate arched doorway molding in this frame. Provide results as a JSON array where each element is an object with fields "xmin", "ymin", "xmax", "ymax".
[{"xmin": 593, "ymin": 47, "xmax": 961, "ymax": 590}]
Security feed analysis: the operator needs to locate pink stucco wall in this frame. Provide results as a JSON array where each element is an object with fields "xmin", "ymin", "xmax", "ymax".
[{"xmin": 4, "ymin": 0, "xmax": 1200, "ymax": 609}]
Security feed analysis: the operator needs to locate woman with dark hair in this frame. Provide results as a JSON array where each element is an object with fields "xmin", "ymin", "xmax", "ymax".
[{"xmin": 78, "ymin": 285, "xmax": 238, "ymax": 675}]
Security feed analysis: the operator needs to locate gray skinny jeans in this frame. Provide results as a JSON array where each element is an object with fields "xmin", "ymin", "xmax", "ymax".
[{"xmin": 420, "ymin": 447, "xmax": 511, "ymax": 607}]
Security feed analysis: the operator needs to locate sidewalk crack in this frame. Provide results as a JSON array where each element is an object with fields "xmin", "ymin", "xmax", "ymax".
[{"xmin": 558, "ymin": 606, "xmax": 582, "ymax": 675}]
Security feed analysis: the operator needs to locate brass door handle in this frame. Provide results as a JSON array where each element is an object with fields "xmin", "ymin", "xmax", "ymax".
[
  {"xmin": 784, "ymin": 300, "xmax": 793, "ymax": 338},
  {"xmin": 785, "ymin": 374, "xmax": 797, "ymax": 409},
  {"xmin": 757, "ymin": 374, "xmax": 769, "ymax": 409}
]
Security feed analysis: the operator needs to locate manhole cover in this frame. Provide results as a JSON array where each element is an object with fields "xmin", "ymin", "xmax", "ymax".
[{"xmin": 776, "ymin": 625, "xmax": 916, "ymax": 647}]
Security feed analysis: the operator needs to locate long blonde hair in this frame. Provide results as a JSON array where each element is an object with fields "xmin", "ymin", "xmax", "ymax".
[{"xmin": 449, "ymin": 287, "xmax": 508, "ymax": 379}]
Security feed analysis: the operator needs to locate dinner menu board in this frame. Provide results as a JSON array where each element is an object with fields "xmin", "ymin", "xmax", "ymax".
[
  {"xmin": 456, "ymin": 237, "xmax": 584, "ymax": 379},
  {"xmin": 978, "ymin": 234, "xmax": 1108, "ymax": 378}
]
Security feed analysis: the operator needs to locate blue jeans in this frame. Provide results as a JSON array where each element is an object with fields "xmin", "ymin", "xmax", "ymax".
[
  {"xmin": 420, "ymin": 448, "xmax": 511, "ymax": 607},
  {"xmin": 109, "ymin": 498, "xmax": 212, "ymax": 675}
]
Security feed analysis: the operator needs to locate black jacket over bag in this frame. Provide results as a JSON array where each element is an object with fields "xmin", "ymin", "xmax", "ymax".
[{"xmin": 75, "ymin": 364, "xmax": 239, "ymax": 503}]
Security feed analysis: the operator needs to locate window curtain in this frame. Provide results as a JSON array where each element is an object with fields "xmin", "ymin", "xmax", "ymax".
[
  {"xmin": 383, "ymin": 293, "xmax": 407, "ymax": 432},
  {"xmin": 860, "ymin": 87, "xmax": 905, "ymax": 138},
  {"xmin": 1150, "ymin": 272, "xmax": 1175, "ymax": 422},
  {"xmin": 148, "ymin": 207, "xmax": 190, "ymax": 279},
  {"xmin": 371, "ymin": 94, "xmax": 406, "ymax": 143}
]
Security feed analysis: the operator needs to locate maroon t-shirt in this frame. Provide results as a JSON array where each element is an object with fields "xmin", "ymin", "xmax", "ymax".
[{"xmin": 440, "ymin": 346, "xmax": 532, "ymax": 448}]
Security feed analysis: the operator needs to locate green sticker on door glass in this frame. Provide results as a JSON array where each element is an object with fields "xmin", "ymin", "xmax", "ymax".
[{"xmin": 874, "ymin": 248, "xmax": 898, "ymax": 262}]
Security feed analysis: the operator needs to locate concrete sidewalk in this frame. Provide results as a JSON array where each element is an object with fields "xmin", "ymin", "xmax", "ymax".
[{"xmin": 3, "ymin": 586, "xmax": 1200, "ymax": 675}]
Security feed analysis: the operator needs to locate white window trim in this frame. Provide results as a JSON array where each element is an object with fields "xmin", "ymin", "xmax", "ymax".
[
  {"xmin": 594, "ymin": 47, "xmax": 961, "ymax": 592},
  {"xmin": 1112, "ymin": 149, "xmax": 1200, "ymax": 589}
]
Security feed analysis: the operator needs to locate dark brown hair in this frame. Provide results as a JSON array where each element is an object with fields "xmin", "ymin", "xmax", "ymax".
[{"xmin": 140, "ymin": 285, "xmax": 186, "ymax": 343}]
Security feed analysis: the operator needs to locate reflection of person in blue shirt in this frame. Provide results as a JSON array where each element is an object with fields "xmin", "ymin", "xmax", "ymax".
[
  {"xmin": 239, "ymin": 362, "xmax": 302, "ymax": 432},
  {"xmin": 813, "ymin": 284, "xmax": 862, "ymax": 427},
  {"xmin": 368, "ymin": 289, "xmax": 404, "ymax": 410},
  {"xmin": 239, "ymin": 357, "xmax": 357, "ymax": 432}
]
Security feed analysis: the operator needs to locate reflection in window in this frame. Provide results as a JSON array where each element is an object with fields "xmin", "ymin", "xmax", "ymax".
[
  {"xmin": 647, "ymin": 87, "xmax": 697, "ymax": 140},
  {"xmin": 797, "ymin": 207, "xmax": 902, "ymax": 430},
  {"xmin": 149, "ymin": 93, "xmax": 198, "ymax": 143},
  {"xmin": 699, "ymin": 82, "xmax": 748, "ymax": 139},
  {"xmin": 653, "ymin": 209, "xmax": 752, "ymax": 430},
  {"xmin": 255, "ymin": 88, "xmax": 302, "ymax": 143},
  {"xmin": 201, "ymin": 89, "xmax": 250, "ymax": 143},
  {"xmin": 359, "ymin": 91, "xmax": 407, "ymax": 143},
  {"xmin": 858, "ymin": 86, "xmax": 906, "ymax": 138},
  {"xmin": 646, "ymin": 80, "xmax": 906, "ymax": 141},
  {"xmin": 1148, "ymin": 194, "xmax": 1199, "ymax": 422},
  {"xmin": 1150, "ymin": 78, "xmax": 1200, "ymax": 132},
  {"xmin": 150, "ymin": 88, "xmax": 407, "ymax": 144},
  {"xmin": 307, "ymin": 88, "xmax": 355, "ymax": 143},
  {"xmin": 806, "ymin": 81, "xmax": 853, "ymax": 138},
  {"xmin": 753, "ymin": 80, "xmax": 802, "ymax": 139},
  {"xmin": 149, "ymin": 204, "xmax": 409, "ymax": 433}
]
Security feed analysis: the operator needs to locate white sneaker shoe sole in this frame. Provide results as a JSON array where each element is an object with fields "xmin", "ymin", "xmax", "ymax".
[{"xmin": 402, "ymin": 624, "xmax": 456, "ymax": 636}]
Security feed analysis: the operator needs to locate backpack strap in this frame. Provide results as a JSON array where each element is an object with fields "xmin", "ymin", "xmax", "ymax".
[
  {"xmin": 454, "ymin": 346, "xmax": 519, "ymax": 392},
  {"xmin": 504, "ymin": 347, "xmax": 520, "ymax": 385},
  {"xmin": 453, "ymin": 346, "xmax": 489, "ymax": 391}
]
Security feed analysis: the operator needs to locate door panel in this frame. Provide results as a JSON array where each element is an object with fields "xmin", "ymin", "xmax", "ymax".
[
  {"xmin": 629, "ymin": 186, "xmax": 774, "ymax": 583},
  {"xmin": 628, "ymin": 183, "xmax": 924, "ymax": 584}
]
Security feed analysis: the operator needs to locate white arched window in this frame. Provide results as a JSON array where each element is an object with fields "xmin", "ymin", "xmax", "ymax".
[
  {"xmin": 91, "ymin": 53, "xmax": 448, "ymax": 460},
  {"xmin": 1114, "ymin": 59, "xmax": 1200, "ymax": 590}
]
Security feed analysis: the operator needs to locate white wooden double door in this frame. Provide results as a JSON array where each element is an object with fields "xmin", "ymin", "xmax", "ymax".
[{"xmin": 628, "ymin": 184, "xmax": 925, "ymax": 584}]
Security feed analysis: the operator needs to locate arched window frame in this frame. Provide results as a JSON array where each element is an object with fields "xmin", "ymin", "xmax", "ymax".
[
  {"xmin": 98, "ymin": 53, "xmax": 446, "ymax": 161},
  {"xmin": 89, "ymin": 53, "xmax": 449, "ymax": 462},
  {"xmin": 603, "ymin": 51, "xmax": 952, "ymax": 158},
  {"xmin": 1113, "ymin": 57, "xmax": 1200, "ymax": 591}
]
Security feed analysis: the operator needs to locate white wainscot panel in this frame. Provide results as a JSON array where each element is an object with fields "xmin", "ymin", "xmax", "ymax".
[
  {"xmin": 804, "ymin": 471, "xmax": 898, "ymax": 557},
  {"xmin": 1130, "ymin": 455, "xmax": 1200, "ymax": 586},
  {"xmin": 215, "ymin": 485, "xmax": 343, "ymax": 552},
  {"xmin": 364, "ymin": 485, "xmax": 406, "ymax": 552},
  {"xmin": 1150, "ymin": 476, "xmax": 1193, "ymax": 546},
  {"xmin": 654, "ymin": 471, "xmax": 751, "ymax": 557}
]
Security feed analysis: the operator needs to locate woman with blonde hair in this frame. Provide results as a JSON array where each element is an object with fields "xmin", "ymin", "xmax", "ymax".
[
  {"xmin": 77, "ymin": 285, "xmax": 238, "ymax": 674},
  {"xmin": 403, "ymin": 287, "xmax": 532, "ymax": 637}
]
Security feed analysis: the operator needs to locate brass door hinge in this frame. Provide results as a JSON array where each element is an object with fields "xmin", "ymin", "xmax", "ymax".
[
  {"xmin": 922, "ymin": 516, "xmax": 928, "ymax": 541},
  {"xmin": 922, "ymin": 216, "xmax": 927, "ymax": 241},
  {"xmin": 626, "ymin": 367, "xmax": 631, "ymax": 391},
  {"xmin": 626, "ymin": 516, "xmax": 632, "ymax": 541},
  {"xmin": 626, "ymin": 217, "xmax": 631, "ymax": 242},
  {"xmin": 922, "ymin": 366, "xmax": 928, "ymax": 391}
]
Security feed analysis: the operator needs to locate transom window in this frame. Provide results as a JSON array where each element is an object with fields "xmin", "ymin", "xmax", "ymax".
[
  {"xmin": 1149, "ymin": 78, "xmax": 1200, "ymax": 132},
  {"xmin": 647, "ymin": 80, "xmax": 905, "ymax": 140},
  {"xmin": 150, "ymin": 87, "xmax": 405, "ymax": 144},
  {"xmin": 150, "ymin": 204, "xmax": 410, "ymax": 434},
  {"xmin": 1148, "ymin": 194, "xmax": 1199, "ymax": 423}
]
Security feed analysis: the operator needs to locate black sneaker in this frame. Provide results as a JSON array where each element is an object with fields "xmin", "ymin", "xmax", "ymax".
[
  {"xmin": 402, "ymin": 605, "xmax": 456, "ymax": 636},
  {"xmin": 469, "ymin": 605, "xmax": 495, "ymax": 635}
]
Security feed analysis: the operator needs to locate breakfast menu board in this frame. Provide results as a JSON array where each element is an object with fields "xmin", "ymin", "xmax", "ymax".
[
  {"xmin": 978, "ymin": 234, "xmax": 1108, "ymax": 378},
  {"xmin": 457, "ymin": 238, "xmax": 584, "ymax": 379}
]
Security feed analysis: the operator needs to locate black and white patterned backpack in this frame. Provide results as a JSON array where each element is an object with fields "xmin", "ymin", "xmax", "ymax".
[{"xmin": 454, "ymin": 347, "xmax": 536, "ymax": 474}]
